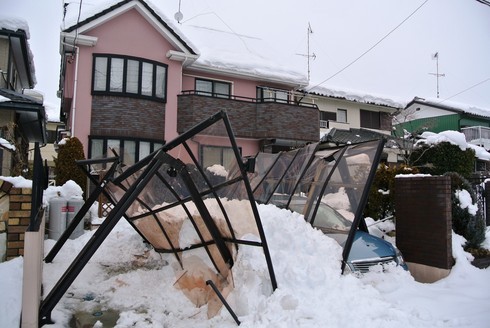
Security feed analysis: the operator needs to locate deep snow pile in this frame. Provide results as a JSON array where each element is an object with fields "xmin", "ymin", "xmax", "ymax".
[
  {"xmin": 1, "ymin": 196, "xmax": 490, "ymax": 327},
  {"xmin": 10, "ymin": 205, "xmax": 487, "ymax": 327}
]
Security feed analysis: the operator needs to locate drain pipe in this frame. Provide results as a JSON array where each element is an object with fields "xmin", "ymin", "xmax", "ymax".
[{"xmin": 61, "ymin": 42, "xmax": 80, "ymax": 138}]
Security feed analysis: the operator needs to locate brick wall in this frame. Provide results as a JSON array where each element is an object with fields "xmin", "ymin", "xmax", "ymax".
[
  {"xmin": 91, "ymin": 95, "xmax": 165, "ymax": 140},
  {"xmin": 395, "ymin": 176, "xmax": 453, "ymax": 269},
  {"xmin": 5, "ymin": 186, "xmax": 32, "ymax": 260},
  {"xmin": 178, "ymin": 94, "xmax": 319, "ymax": 142}
]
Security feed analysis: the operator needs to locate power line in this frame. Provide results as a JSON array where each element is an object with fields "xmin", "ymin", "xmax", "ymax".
[
  {"xmin": 307, "ymin": 0, "xmax": 429, "ymax": 91},
  {"xmin": 476, "ymin": 0, "xmax": 490, "ymax": 7},
  {"xmin": 439, "ymin": 77, "xmax": 490, "ymax": 103}
]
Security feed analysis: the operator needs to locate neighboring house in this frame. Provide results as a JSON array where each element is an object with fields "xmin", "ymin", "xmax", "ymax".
[
  {"xmin": 297, "ymin": 85, "xmax": 404, "ymax": 163},
  {"xmin": 394, "ymin": 97, "xmax": 490, "ymax": 145},
  {"xmin": 59, "ymin": 0, "xmax": 319, "ymax": 172},
  {"xmin": 0, "ymin": 19, "xmax": 46, "ymax": 176},
  {"xmin": 303, "ymin": 86, "xmax": 403, "ymax": 135},
  {"xmin": 393, "ymin": 96, "xmax": 490, "ymax": 172}
]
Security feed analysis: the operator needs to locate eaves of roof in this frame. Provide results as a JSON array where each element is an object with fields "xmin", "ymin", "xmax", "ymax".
[
  {"xmin": 0, "ymin": 28, "xmax": 34, "ymax": 88},
  {"xmin": 407, "ymin": 98, "xmax": 490, "ymax": 119},
  {"xmin": 304, "ymin": 90, "xmax": 402, "ymax": 111},
  {"xmin": 63, "ymin": 0, "xmax": 197, "ymax": 56},
  {"xmin": 0, "ymin": 88, "xmax": 47, "ymax": 144},
  {"xmin": 188, "ymin": 63, "xmax": 309, "ymax": 89}
]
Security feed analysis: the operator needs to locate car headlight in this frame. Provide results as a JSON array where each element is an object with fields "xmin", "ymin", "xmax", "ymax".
[{"xmin": 395, "ymin": 247, "xmax": 405, "ymax": 266}]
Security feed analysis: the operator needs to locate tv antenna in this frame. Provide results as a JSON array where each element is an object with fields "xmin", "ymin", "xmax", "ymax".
[
  {"xmin": 296, "ymin": 23, "xmax": 316, "ymax": 81},
  {"xmin": 174, "ymin": 0, "xmax": 183, "ymax": 23},
  {"xmin": 429, "ymin": 52, "xmax": 445, "ymax": 98}
]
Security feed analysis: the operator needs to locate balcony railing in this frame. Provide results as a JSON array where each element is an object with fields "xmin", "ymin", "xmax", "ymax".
[
  {"xmin": 181, "ymin": 90, "xmax": 318, "ymax": 108},
  {"xmin": 461, "ymin": 126, "xmax": 490, "ymax": 149}
]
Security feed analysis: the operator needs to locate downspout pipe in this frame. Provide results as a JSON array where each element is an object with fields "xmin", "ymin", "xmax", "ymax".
[{"xmin": 61, "ymin": 42, "xmax": 80, "ymax": 138}]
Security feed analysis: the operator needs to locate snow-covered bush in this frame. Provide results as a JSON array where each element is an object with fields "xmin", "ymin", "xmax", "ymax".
[
  {"xmin": 54, "ymin": 137, "xmax": 86, "ymax": 197},
  {"xmin": 364, "ymin": 164, "xmax": 419, "ymax": 221},
  {"xmin": 445, "ymin": 172, "xmax": 485, "ymax": 249},
  {"xmin": 412, "ymin": 141, "xmax": 475, "ymax": 179}
]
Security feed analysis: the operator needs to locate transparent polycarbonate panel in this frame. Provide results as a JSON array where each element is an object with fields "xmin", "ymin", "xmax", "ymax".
[
  {"xmin": 106, "ymin": 115, "xmax": 261, "ymax": 255},
  {"xmin": 310, "ymin": 141, "xmax": 379, "ymax": 226}
]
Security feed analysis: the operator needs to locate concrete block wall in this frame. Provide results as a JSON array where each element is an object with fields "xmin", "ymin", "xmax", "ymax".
[{"xmin": 395, "ymin": 175, "xmax": 453, "ymax": 282}]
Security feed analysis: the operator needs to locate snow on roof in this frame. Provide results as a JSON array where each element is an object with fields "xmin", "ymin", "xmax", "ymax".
[
  {"xmin": 307, "ymin": 84, "xmax": 406, "ymax": 109},
  {"xmin": 411, "ymin": 97, "xmax": 490, "ymax": 118},
  {"xmin": 0, "ymin": 138, "xmax": 15, "ymax": 151},
  {"xmin": 0, "ymin": 95, "xmax": 10, "ymax": 102},
  {"xmin": 417, "ymin": 130, "xmax": 490, "ymax": 161},
  {"xmin": 62, "ymin": 0, "xmax": 308, "ymax": 87},
  {"xmin": 0, "ymin": 16, "xmax": 30, "ymax": 38},
  {"xmin": 0, "ymin": 16, "xmax": 36, "ymax": 86}
]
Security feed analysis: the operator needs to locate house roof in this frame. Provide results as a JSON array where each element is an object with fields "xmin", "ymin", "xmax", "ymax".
[
  {"xmin": 0, "ymin": 88, "xmax": 46, "ymax": 144},
  {"xmin": 406, "ymin": 97, "xmax": 490, "ymax": 119},
  {"xmin": 0, "ymin": 19, "xmax": 36, "ymax": 88},
  {"xmin": 306, "ymin": 85, "xmax": 405, "ymax": 110},
  {"xmin": 321, "ymin": 127, "xmax": 405, "ymax": 149},
  {"xmin": 63, "ymin": 0, "xmax": 197, "ymax": 56},
  {"xmin": 62, "ymin": 0, "xmax": 308, "ymax": 88}
]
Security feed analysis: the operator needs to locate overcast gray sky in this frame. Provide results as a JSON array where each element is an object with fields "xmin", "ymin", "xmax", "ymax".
[{"xmin": 2, "ymin": 0, "xmax": 490, "ymax": 119}]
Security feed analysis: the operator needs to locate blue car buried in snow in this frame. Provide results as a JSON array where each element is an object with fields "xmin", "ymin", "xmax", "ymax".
[
  {"xmin": 247, "ymin": 139, "xmax": 408, "ymax": 274},
  {"xmin": 276, "ymin": 196, "xmax": 408, "ymax": 273}
]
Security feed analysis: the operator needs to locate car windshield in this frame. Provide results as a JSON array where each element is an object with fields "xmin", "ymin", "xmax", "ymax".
[{"xmin": 288, "ymin": 199, "xmax": 351, "ymax": 234}]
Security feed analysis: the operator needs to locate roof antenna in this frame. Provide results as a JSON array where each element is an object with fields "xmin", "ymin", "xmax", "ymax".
[
  {"xmin": 296, "ymin": 22, "xmax": 316, "ymax": 81},
  {"xmin": 174, "ymin": 0, "xmax": 183, "ymax": 24},
  {"xmin": 429, "ymin": 52, "xmax": 445, "ymax": 98}
]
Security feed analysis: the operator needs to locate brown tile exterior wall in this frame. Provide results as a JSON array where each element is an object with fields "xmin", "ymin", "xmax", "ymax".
[
  {"xmin": 395, "ymin": 176, "xmax": 453, "ymax": 269},
  {"xmin": 177, "ymin": 95, "xmax": 319, "ymax": 142},
  {"xmin": 6, "ymin": 187, "xmax": 32, "ymax": 260},
  {"xmin": 91, "ymin": 95, "xmax": 165, "ymax": 140}
]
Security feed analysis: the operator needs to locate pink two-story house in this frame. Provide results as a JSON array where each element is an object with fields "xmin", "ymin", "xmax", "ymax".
[{"xmin": 59, "ymin": 0, "xmax": 319, "ymax": 170}]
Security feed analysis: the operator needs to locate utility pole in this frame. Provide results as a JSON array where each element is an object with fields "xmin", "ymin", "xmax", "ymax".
[
  {"xmin": 429, "ymin": 52, "xmax": 445, "ymax": 98},
  {"xmin": 296, "ymin": 23, "xmax": 316, "ymax": 81}
]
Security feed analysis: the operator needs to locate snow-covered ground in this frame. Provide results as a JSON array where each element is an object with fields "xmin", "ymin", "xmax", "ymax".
[{"xmin": 1, "ymin": 201, "xmax": 490, "ymax": 327}]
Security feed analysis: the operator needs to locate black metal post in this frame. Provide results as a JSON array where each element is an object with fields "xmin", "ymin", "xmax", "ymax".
[
  {"xmin": 206, "ymin": 280, "xmax": 240, "ymax": 325},
  {"xmin": 39, "ymin": 151, "xmax": 166, "ymax": 325}
]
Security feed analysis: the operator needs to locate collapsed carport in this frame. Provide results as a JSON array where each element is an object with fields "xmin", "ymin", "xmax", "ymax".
[
  {"xmin": 246, "ymin": 139, "xmax": 386, "ymax": 273},
  {"xmin": 40, "ymin": 111, "xmax": 276, "ymax": 326}
]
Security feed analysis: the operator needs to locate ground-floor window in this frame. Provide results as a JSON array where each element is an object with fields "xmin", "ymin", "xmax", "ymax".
[
  {"xmin": 89, "ymin": 136, "xmax": 164, "ymax": 166},
  {"xmin": 201, "ymin": 145, "xmax": 240, "ymax": 169}
]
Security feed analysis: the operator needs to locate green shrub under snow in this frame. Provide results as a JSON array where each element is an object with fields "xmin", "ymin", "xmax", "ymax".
[
  {"xmin": 444, "ymin": 172, "xmax": 485, "ymax": 249},
  {"xmin": 54, "ymin": 137, "xmax": 86, "ymax": 197},
  {"xmin": 364, "ymin": 164, "xmax": 419, "ymax": 221}
]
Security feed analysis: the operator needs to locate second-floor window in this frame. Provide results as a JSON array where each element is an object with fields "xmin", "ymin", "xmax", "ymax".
[
  {"xmin": 257, "ymin": 86, "xmax": 289, "ymax": 103},
  {"xmin": 360, "ymin": 109, "xmax": 380, "ymax": 129},
  {"xmin": 195, "ymin": 78, "xmax": 231, "ymax": 98},
  {"xmin": 337, "ymin": 109, "xmax": 347, "ymax": 123},
  {"xmin": 92, "ymin": 54, "xmax": 167, "ymax": 101}
]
